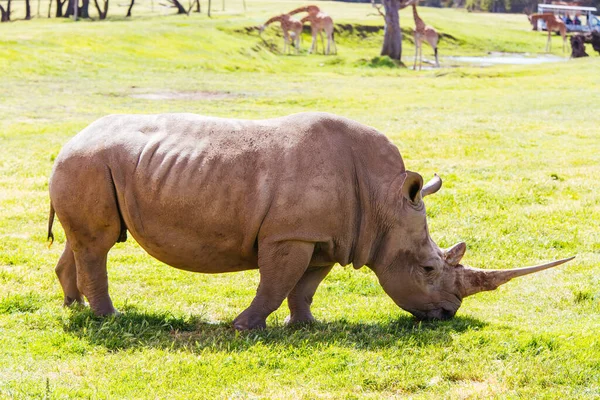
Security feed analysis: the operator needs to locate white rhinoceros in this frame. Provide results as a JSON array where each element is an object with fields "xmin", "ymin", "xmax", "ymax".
[{"xmin": 47, "ymin": 112, "xmax": 573, "ymax": 329}]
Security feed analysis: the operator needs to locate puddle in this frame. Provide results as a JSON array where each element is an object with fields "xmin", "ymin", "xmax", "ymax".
[
  {"xmin": 129, "ymin": 91, "xmax": 236, "ymax": 100},
  {"xmin": 446, "ymin": 52, "xmax": 567, "ymax": 66}
]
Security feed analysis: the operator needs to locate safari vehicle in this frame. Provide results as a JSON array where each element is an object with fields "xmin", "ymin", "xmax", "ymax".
[{"xmin": 536, "ymin": 4, "xmax": 600, "ymax": 32}]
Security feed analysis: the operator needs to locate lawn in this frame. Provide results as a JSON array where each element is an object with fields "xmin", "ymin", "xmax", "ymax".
[{"xmin": 0, "ymin": 1, "xmax": 599, "ymax": 398}]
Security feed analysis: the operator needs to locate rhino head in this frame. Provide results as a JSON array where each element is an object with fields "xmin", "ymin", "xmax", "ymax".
[{"xmin": 369, "ymin": 171, "xmax": 574, "ymax": 321}]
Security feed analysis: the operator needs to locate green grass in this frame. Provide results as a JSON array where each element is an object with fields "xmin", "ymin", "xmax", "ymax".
[{"xmin": 1, "ymin": 1, "xmax": 599, "ymax": 398}]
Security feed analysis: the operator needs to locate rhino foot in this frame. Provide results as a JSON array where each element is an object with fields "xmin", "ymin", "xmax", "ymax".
[
  {"xmin": 232, "ymin": 311, "xmax": 267, "ymax": 331},
  {"xmin": 63, "ymin": 295, "xmax": 86, "ymax": 308},
  {"xmin": 284, "ymin": 314, "xmax": 316, "ymax": 326}
]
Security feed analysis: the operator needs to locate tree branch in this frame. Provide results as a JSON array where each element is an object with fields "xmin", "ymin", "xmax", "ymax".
[{"xmin": 371, "ymin": 0, "xmax": 385, "ymax": 18}]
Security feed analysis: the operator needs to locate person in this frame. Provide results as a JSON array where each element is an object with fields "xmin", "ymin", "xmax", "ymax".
[
  {"xmin": 574, "ymin": 15, "xmax": 581, "ymax": 25},
  {"xmin": 565, "ymin": 15, "xmax": 573, "ymax": 25}
]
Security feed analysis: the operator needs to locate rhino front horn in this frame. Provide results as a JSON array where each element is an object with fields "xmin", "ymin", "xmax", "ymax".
[{"xmin": 462, "ymin": 256, "xmax": 576, "ymax": 297}]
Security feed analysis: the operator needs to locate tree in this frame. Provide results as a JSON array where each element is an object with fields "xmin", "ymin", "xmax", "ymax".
[
  {"xmin": 190, "ymin": 0, "xmax": 200, "ymax": 13},
  {"xmin": 65, "ymin": 0, "xmax": 90, "ymax": 18},
  {"xmin": 55, "ymin": 0, "xmax": 67, "ymax": 17},
  {"xmin": 25, "ymin": 0, "xmax": 31, "ymax": 19},
  {"xmin": 166, "ymin": 0, "xmax": 186, "ymax": 14},
  {"xmin": 372, "ymin": 0, "xmax": 416, "ymax": 61},
  {"xmin": 0, "ymin": 0, "xmax": 11, "ymax": 22},
  {"xmin": 93, "ymin": 0, "xmax": 108, "ymax": 19},
  {"xmin": 126, "ymin": 0, "xmax": 134, "ymax": 16}
]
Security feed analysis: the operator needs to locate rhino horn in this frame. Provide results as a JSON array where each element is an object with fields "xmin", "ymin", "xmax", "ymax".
[
  {"xmin": 421, "ymin": 174, "xmax": 442, "ymax": 198},
  {"xmin": 461, "ymin": 256, "xmax": 575, "ymax": 297}
]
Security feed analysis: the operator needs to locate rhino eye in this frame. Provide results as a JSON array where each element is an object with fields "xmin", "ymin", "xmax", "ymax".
[{"xmin": 422, "ymin": 266, "xmax": 435, "ymax": 273}]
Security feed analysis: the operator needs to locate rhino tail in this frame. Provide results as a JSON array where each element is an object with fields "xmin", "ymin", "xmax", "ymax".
[{"xmin": 47, "ymin": 202, "xmax": 55, "ymax": 247}]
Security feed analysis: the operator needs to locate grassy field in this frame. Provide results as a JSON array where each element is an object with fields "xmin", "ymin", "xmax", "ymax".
[{"xmin": 1, "ymin": 1, "xmax": 599, "ymax": 398}]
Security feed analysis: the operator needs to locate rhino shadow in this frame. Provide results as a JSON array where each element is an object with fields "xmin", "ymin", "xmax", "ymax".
[{"xmin": 62, "ymin": 306, "xmax": 488, "ymax": 353}]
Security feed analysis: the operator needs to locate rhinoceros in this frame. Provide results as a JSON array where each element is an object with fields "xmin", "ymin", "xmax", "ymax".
[{"xmin": 47, "ymin": 112, "xmax": 574, "ymax": 330}]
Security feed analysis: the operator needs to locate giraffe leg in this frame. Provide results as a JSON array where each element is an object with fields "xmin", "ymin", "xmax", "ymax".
[
  {"xmin": 320, "ymin": 31, "xmax": 326, "ymax": 54},
  {"xmin": 310, "ymin": 32, "xmax": 317, "ymax": 54},
  {"xmin": 285, "ymin": 33, "xmax": 290, "ymax": 54},
  {"xmin": 332, "ymin": 34, "xmax": 337, "ymax": 54},
  {"xmin": 413, "ymin": 41, "xmax": 419, "ymax": 70},
  {"xmin": 232, "ymin": 240, "xmax": 314, "ymax": 330}
]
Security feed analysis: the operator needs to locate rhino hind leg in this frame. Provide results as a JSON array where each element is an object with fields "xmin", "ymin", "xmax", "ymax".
[
  {"xmin": 55, "ymin": 241, "xmax": 85, "ymax": 307},
  {"xmin": 50, "ymin": 164, "xmax": 122, "ymax": 316},
  {"xmin": 232, "ymin": 240, "xmax": 315, "ymax": 331},
  {"xmin": 73, "ymin": 247, "xmax": 116, "ymax": 316},
  {"xmin": 285, "ymin": 265, "xmax": 333, "ymax": 325}
]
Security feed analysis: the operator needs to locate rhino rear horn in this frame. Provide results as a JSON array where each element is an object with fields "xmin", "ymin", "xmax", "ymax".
[
  {"xmin": 422, "ymin": 174, "xmax": 442, "ymax": 198},
  {"xmin": 462, "ymin": 256, "xmax": 576, "ymax": 297}
]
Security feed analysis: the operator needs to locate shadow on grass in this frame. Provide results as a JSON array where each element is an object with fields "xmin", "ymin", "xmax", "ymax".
[{"xmin": 62, "ymin": 306, "xmax": 487, "ymax": 353}]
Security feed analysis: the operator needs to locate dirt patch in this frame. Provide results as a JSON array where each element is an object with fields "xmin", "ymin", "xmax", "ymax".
[{"xmin": 129, "ymin": 91, "xmax": 237, "ymax": 101}]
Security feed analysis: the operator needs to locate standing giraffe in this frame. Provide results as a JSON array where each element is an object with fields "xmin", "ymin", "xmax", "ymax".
[
  {"xmin": 411, "ymin": 3, "xmax": 439, "ymax": 70},
  {"xmin": 288, "ymin": 5, "xmax": 337, "ymax": 55},
  {"xmin": 301, "ymin": 13, "xmax": 337, "ymax": 55},
  {"xmin": 259, "ymin": 14, "xmax": 303, "ymax": 54},
  {"xmin": 528, "ymin": 13, "xmax": 567, "ymax": 52}
]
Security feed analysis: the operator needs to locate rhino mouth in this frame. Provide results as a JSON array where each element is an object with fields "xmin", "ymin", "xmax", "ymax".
[{"xmin": 407, "ymin": 306, "xmax": 457, "ymax": 321}]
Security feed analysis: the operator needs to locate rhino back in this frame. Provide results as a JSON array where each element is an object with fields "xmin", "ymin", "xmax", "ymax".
[{"xmin": 55, "ymin": 112, "xmax": 404, "ymax": 272}]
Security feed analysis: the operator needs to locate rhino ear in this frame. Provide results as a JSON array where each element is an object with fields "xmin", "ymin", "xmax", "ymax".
[
  {"xmin": 445, "ymin": 242, "xmax": 466, "ymax": 266},
  {"xmin": 401, "ymin": 171, "xmax": 424, "ymax": 204}
]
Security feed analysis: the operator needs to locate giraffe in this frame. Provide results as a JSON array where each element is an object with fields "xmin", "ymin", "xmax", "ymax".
[
  {"xmin": 259, "ymin": 14, "xmax": 303, "ymax": 54},
  {"xmin": 411, "ymin": 3, "xmax": 439, "ymax": 70},
  {"xmin": 300, "ymin": 12, "xmax": 336, "ymax": 55},
  {"xmin": 528, "ymin": 13, "xmax": 567, "ymax": 53}
]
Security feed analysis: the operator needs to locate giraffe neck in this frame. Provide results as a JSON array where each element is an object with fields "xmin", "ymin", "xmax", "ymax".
[
  {"xmin": 264, "ymin": 15, "xmax": 284, "ymax": 26},
  {"xmin": 412, "ymin": 4, "xmax": 425, "ymax": 32}
]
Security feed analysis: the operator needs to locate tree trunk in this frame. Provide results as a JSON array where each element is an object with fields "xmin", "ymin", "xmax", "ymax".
[
  {"xmin": 80, "ymin": 0, "xmax": 89, "ymax": 17},
  {"xmin": 0, "ymin": 4, "xmax": 7, "ymax": 22},
  {"xmin": 208, "ymin": 0, "xmax": 211, "ymax": 17},
  {"xmin": 126, "ymin": 0, "xmax": 133, "ymax": 16},
  {"xmin": 64, "ymin": 0, "xmax": 74, "ymax": 16},
  {"xmin": 381, "ymin": 0, "xmax": 402, "ymax": 60},
  {"xmin": 56, "ymin": 0, "xmax": 65, "ymax": 17},
  {"xmin": 25, "ymin": 0, "xmax": 31, "ymax": 19},
  {"xmin": 169, "ymin": 0, "xmax": 186, "ymax": 13},
  {"xmin": 93, "ymin": 0, "xmax": 108, "ymax": 19}
]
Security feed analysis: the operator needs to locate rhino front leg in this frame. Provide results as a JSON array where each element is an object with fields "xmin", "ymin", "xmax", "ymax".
[
  {"xmin": 233, "ymin": 240, "xmax": 314, "ymax": 331},
  {"xmin": 55, "ymin": 241, "xmax": 85, "ymax": 307},
  {"xmin": 285, "ymin": 265, "xmax": 333, "ymax": 325}
]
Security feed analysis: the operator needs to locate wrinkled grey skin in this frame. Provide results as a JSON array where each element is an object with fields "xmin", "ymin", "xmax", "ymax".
[{"xmin": 48, "ymin": 112, "xmax": 471, "ymax": 330}]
